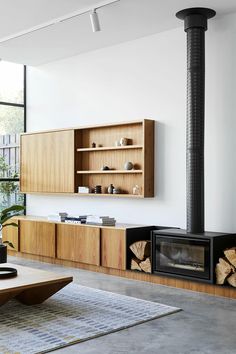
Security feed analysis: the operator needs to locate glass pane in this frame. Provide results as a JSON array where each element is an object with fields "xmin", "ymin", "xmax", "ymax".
[
  {"xmin": 0, "ymin": 105, "xmax": 24, "ymax": 134},
  {"xmin": 160, "ymin": 242, "xmax": 205, "ymax": 272},
  {"xmin": 0, "ymin": 61, "xmax": 24, "ymax": 104},
  {"xmin": 0, "ymin": 181, "xmax": 24, "ymax": 211},
  {"xmin": 0, "ymin": 106, "xmax": 23, "ymax": 177}
]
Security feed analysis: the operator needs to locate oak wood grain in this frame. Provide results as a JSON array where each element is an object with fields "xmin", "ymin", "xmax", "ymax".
[
  {"xmin": 101, "ymin": 228, "xmax": 126, "ymax": 270},
  {"xmin": 57, "ymin": 224, "xmax": 100, "ymax": 265},
  {"xmin": 20, "ymin": 220, "xmax": 56, "ymax": 258},
  {"xmin": 20, "ymin": 130, "xmax": 74, "ymax": 193}
]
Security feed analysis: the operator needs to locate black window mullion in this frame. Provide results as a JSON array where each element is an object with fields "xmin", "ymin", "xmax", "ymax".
[
  {"xmin": 0, "ymin": 63, "xmax": 26, "ymax": 212},
  {"xmin": 0, "ymin": 101, "xmax": 24, "ymax": 108},
  {"xmin": 0, "ymin": 179, "xmax": 20, "ymax": 182}
]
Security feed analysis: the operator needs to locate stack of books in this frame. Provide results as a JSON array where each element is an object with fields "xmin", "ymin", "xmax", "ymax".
[
  {"xmin": 64, "ymin": 215, "xmax": 87, "ymax": 224},
  {"xmin": 86, "ymin": 215, "xmax": 116, "ymax": 226}
]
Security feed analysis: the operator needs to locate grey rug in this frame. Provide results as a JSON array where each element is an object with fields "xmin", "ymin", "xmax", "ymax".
[{"xmin": 0, "ymin": 284, "xmax": 180, "ymax": 354}]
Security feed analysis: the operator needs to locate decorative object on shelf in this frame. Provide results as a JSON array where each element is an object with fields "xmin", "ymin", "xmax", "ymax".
[
  {"xmin": 0, "ymin": 204, "xmax": 25, "ymax": 263},
  {"xmin": 91, "ymin": 142, "xmax": 96, "ymax": 148},
  {"xmin": 108, "ymin": 184, "xmax": 114, "ymax": 194},
  {"xmin": 133, "ymin": 185, "xmax": 141, "ymax": 195},
  {"xmin": 94, "ymin": 185, "xmax": 102, "ymax": 194},
  {"xmin": 98, "ymin": 144, "xmax": 103, "ymax": 147},
  {"xmin": 101, "ymin": 166, "xmax": 110, "ymax": 171},
  {"xmin": 113, "ymin": 187, "xmax": 121, "ymax": 194},
  {"xmin": 78, "ymin": 186, "xmax": 91, "ymax": 193},
  {"xmin": 115, "ymin": 140, "xmax": 121, "ymax": 147},
  {"xmin": 0, "ymin": 267, "xmax": 17, "ymax": 279},
  {"xmin": 120, "ymin": 137, "xmax": 128, "ymax": 146},
  {"xmin": 124, "ymin": 161, "xmax": 134, "ymax": 170}
]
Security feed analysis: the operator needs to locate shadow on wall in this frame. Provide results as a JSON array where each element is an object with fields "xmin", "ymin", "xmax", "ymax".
[{"xmin": 155, "ymin": 121, "xmax": 165, "ymax": 200}]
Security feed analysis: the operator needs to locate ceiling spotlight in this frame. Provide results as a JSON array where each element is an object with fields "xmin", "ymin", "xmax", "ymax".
[
  {"xmin": 0, "ymin": 0, "xmax": 120, "ymax": 43},
  {"xmin": 90, "ymin": 10, "xmax": 101, "ymax": 32}
]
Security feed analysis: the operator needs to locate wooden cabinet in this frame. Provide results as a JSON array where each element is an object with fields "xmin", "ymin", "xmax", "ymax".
[
  {"xmin": 20, "ymin": 220, "xmax": 56, "ymax": 257},
  {"xmin": 20, "ymin": 130, "xmax": 74, "ymax": 193},
  {"xmin": 10, "ymin": 216, "xmax": 150, "ymax": 271},
  {"xmin": 101, "ymin": 228, "xmax": 126, "ymax": 270},
  {"xmin": 57, "ymin": 224, "xmax": 100, "ymax": 265},
  {"xmin": 75, "ymin": 119, "xmax": 154, "ymax": 197},
  {"xmin": 20, "ymin": 119, "xmax": 154, "ymax": 197},
  {"xmin": 2, "ymin": 219, "xmax": 19, "ymax": 251}
]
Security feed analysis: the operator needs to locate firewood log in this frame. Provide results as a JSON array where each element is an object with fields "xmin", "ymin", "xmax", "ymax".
[
  {"xmin": 131, "ymin": 258, "xmax": 142, "ymax": 271},
  {"xmin": 227, "ymin": 273, "xmax": 236, "ymax": 287},
  {"xmin": 129, "ymin": 240, "xmax": 151, "ymax": 261},
  {"xmin": 215, "ymin": 258, "xmax": 234, "ymax": 284},
  {"xmin": 139, "ymin": 257, "xmax": 151, "ymax": 273},
  {"xmin": 224, "ymin": 247, "xmax": 236, "ymax": 268}
]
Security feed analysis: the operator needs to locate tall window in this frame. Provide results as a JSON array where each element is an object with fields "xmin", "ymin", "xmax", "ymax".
[{"xmin": 0, "ymin": 61, "xmax": 26, "ymax": 210}]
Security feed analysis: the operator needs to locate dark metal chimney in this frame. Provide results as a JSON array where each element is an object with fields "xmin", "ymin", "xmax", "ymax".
[{"xmin": 176, "ymin": 8, "xmax": 216, "ymax": 233}]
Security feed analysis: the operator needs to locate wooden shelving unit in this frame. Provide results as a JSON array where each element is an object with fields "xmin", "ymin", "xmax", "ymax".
[
  {"xmin": 20, "ymin": 119, "xmax": 154, "ymax": 198},
  {"xmin": 75, "ymin": 119, "xmax": 154, "ymax": 198}
]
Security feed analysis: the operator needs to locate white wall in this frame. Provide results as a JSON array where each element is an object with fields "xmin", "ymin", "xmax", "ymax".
[{"xmin": 27, "ymin": 12, "xmax": 236, "ymax": 232}]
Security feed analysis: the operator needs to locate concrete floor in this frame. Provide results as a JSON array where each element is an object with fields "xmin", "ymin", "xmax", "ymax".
[{"xmin": 9, "ymin": 256, "xmax": 236, "ymax": 354}]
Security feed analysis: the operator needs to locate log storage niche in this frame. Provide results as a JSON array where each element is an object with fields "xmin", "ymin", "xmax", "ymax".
[
  {"xmin": 216, "ymin": 247, "xmax": 236, "ymax": 287},
  {"xmin": 130, "ymin": 240, "xmax": 151, "ymax": 273}
]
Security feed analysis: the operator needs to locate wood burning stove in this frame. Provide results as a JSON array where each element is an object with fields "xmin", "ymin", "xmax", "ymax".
[
  {"xmin": 149, "ymin": 8, "xmax": 234, "ymax": 284},
  {"xmin": 152, "ymin": 229, "xmax": 235, "ymax": 283}
]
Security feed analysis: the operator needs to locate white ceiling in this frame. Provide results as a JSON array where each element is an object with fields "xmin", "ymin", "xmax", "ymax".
[{"xmin": 0, "ymin": 0, "xmax": 236, "ymax": 66}]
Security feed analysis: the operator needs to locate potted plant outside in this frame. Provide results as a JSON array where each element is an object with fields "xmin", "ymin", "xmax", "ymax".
[{"xmin": 0, "ymin": 205, "xmax": 25, "ymax": 263}]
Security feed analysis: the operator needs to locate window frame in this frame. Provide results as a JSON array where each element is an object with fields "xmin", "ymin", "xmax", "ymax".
[{"xmin": 0, "ymin": 65, "xmax": 26, "ymax": 210}]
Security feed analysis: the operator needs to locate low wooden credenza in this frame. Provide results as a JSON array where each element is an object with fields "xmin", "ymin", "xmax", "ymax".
[{"xmin": 3, "ymin": 215, "xmax": 236, "ymax": 299}]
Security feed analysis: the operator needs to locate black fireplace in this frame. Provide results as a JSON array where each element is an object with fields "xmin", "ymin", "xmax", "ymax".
[
  {"xmin": 152, "ymin": 229, "xmax": 235, "ymax": 283},
  {"xmin": 150, "ymin": 7, "xmax": 236, "ymax": 284}
]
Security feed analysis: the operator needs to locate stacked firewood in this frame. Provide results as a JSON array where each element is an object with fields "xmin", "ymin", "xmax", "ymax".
[
  {"xmin": 130, "ymin": 240, "xmax": 151, "ymax": 273},
  {"xmin": 216, "ymin": 247, "xmax": 236, "ymax": 287}
]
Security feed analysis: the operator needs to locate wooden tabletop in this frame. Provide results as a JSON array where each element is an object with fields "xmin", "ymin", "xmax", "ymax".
[{"xmin": 0, "ymin": 263, "xmax": 73, "ymax": 294}]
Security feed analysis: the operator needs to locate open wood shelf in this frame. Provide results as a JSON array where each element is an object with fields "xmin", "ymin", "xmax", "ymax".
[
  {"xmin": 75, "ymin": 119, "xmax": 154, "ymax": 198},
  {"xmin": 76, "ymin": 170, "xmax": 143, "ymax": 174},
  {"xmin": 76, "ymin": 145, "xmax": 143, "ymax": 152}
]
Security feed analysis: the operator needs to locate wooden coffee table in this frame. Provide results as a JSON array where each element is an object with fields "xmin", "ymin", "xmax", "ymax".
[{"xmin": 0, "ymin": 263, "xmax": 73, "ymax": 306}]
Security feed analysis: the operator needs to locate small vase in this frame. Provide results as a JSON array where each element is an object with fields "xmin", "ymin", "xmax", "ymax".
[
  {"xmin": 133, "ymin": 185, "xmax": 141, "ymax": 195},
  {"xmin": 124, "ymin": 161, "xmax": 133, "ymax": 170},
  {"xmin": 108, "ymin": 184, "xmax": 114, "ymax": 194}
]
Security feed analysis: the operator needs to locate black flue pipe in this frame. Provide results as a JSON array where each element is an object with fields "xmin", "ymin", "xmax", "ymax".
[{"xmin": 176, "ymin": 8, "xmax": 216, "ymax": 233}]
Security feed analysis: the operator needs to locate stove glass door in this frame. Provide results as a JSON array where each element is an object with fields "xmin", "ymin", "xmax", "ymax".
[{"xmin": 154, "ymin": 236, "xmax": 210, "ymax": 279}]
